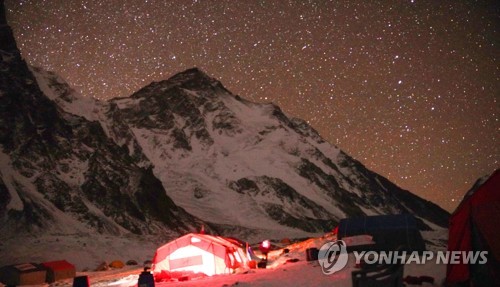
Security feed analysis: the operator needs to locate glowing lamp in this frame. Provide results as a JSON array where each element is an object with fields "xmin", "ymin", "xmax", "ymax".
[
  {"xmin": 259, "ymin": 240, "xmax": 271, "ymax": 261},
  {"xmin": 262, "ymin": 240, "xmax": 270, "ymax": 249}
]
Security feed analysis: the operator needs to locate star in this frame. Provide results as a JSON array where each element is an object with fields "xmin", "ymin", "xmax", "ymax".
[{"xmin": 5, "ymin": 0, "xmax": 498, "ymax": 211}]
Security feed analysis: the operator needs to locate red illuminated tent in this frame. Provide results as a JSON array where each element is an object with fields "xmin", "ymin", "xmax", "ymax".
[
  {"xmin": 152, "ymin": 233, "xmax": 250, "ymax": 277},
  {"xmin": 446, "ymin": 169, "xmax": 500, "ymax": 286}
]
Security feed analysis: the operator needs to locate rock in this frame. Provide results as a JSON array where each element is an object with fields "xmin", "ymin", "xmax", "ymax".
[
  {"xmin": 95, "ymin": 262, "xmax": 109, "ymax": 271},
  {"xmin": 280, "ymin": 238, "xmax": 292, "ymax": 245},
  {"xmin": 126, "ymin": 260, "xmax": 138, "ymax": 266}
]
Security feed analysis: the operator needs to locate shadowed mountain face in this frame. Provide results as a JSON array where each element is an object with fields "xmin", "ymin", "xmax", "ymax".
[
  {"xmin": 1, "ymin": 0, "xmax": 448, "ymax": 245},
  {"xmin": 0, "ymin": 1, "xmax": 202, "ymax": 239}
]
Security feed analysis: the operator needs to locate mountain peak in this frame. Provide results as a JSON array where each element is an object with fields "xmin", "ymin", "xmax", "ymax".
[
  {"xmin": 166, "ymin": 67, "xmax": 220, "ymax": 88},
  {"xmin": 130, "ymin": 67, "xmax": 224, "ymax": 99},
  {"xmin": 176, "ymin": 67, "xmax": 209, "ymax": 77}
]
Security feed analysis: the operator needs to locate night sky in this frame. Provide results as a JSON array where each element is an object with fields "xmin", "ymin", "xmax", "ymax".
[{"xmin": 5, "ymin": 0, "xmax": 498, "ymax": 212}]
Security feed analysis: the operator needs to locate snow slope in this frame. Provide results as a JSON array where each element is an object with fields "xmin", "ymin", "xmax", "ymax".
[{"xmin": 26, "ymin": 233, "xmax": 447, "ymax": 287}]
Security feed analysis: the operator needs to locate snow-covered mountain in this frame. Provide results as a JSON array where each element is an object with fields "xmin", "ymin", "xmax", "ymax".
[
  {"xmin": 31, "ymin": 65, "xmax": 450, "ymax": 240},
  {"xmin": 0, "ymin": 0, "xmax": 448, "ymax": 267}
]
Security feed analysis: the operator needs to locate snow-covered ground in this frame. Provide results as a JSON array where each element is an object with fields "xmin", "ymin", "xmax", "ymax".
[
  {"xmin": 5, "ymin": 258, "xmax": 444, "ymax": 287},
  {"xmin": 147, "ymin": 233, "xmax": 446, "ymax": 287},
  {"xmin": 0, "ymin": 233, "xmax": 160, "ymax": 272},
  {"xmin": 1, "ymin": 231, "xmax": 446, "ymax": 287}
]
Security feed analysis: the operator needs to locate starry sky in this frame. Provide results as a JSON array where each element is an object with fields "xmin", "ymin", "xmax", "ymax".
[{"xmin": 5, "ymin": 0, "xmax": 499, "ymax": 212}]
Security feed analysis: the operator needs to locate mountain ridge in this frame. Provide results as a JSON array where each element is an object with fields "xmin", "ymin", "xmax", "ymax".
[
  {"xmin": 0, "ymin": 1, "xmax": 204, "ymax": 241},
  {"xmin": 31, "ymin": 65, "xmax": 450, "ymax": 236}
]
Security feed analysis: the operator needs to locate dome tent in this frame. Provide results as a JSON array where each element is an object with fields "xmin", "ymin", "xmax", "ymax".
[
  {"xmin": 446, "ymin": 169, "xmax": 500, "ymax": 286},
  {"xmin": 152, "ymin": 233, "xmax": 250, "ymax": 277}
]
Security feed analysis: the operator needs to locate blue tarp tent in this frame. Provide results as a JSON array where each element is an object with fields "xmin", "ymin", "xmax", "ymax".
[{"xmin": 338, "ymin": 214, "xmax": 426, "ymax": 252}]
